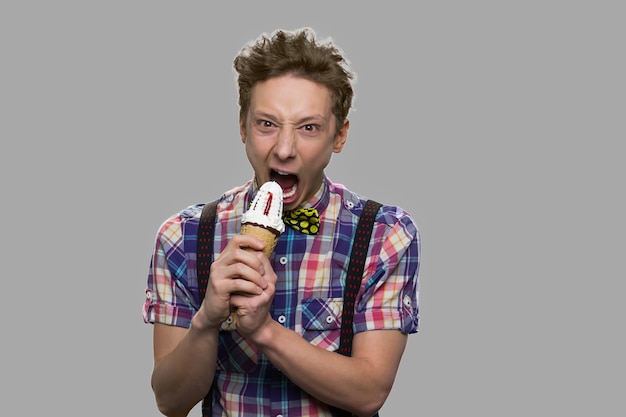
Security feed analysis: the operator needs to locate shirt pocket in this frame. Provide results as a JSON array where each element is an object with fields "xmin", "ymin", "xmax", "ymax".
[{"xmin": 301, "ymin": 297, "xmax": 343, "ymax": 351}]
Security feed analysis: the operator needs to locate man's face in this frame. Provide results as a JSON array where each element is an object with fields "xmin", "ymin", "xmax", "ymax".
[{"xmin": 240, "ymin": 74, "xmax": 348, "ymax": 211}]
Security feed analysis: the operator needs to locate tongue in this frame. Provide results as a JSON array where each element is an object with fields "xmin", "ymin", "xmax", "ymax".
[{"xmin": 273, "ymin": 174, "xmax": 298, "ymax": 192}]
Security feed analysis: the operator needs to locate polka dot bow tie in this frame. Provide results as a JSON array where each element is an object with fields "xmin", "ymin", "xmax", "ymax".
[{"xmin": 283, "ymin": 207, "xmax": 320, "ymax": 235}]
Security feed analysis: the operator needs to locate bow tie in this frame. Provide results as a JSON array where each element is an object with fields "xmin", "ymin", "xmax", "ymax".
[{"xmin": 283, "ymin": 207, "xmax": 320, "ymax": 235}]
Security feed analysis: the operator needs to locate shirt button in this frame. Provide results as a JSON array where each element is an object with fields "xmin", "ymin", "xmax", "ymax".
[
  {"xmin": 226, "ymin": 315, "xmax": 234, "ymax": 324},
  {"xmin": 403, "ymin": 295, "xmax": 412, "ymax": 307},
  {"xmin": 278, "ymin": 315, "xmax": 286, "ymax": 324},
  {"xmin": 347, "ymin": 201, "xmax": 354, "ymax": 209},
  {"xmin": 279, "ymin": 256, "xmax": 288, "ymax": 265},
  {"xmin": 145, "ymin": 290, "xmax": 152, "ymax": 299},
  {"xmin": 325, "ymin": 315, "xmax": 334, "ymax": 324}
]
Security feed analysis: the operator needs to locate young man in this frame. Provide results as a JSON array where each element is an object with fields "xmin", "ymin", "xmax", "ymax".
[{"xmin": 143, "ymin": 27, "xmax": 420, "ymax": 417}]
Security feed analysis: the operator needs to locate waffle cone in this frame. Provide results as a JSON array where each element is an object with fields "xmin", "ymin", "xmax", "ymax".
[{"xmin": 240, "ymin": 224, "xmax": 280, "ymax": 258}]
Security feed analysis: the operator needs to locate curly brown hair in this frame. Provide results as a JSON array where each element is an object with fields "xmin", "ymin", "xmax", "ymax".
[{"xmin": 233, "ymin": 27, "xmax": 355, "ymax": 134}]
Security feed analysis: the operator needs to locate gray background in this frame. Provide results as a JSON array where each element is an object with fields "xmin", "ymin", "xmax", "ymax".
[{"xmin": 2, "ymin": 1, "xmax": 624, "ymax": 416}]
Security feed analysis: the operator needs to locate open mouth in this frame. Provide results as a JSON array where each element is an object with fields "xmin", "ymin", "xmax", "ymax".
[{"xmin": 271, "ymin": 170, "xmax": 298, "ymax": 200}]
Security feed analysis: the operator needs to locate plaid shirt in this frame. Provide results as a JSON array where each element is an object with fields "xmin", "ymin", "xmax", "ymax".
[{"xmin": 143, "ymin": 176, "xmax": 420, "ymax": 416}]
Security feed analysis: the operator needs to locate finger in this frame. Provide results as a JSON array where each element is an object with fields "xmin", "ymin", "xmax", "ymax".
[
  {"xmin": 229, "ymin": 276, "xmax": 264, "ymax": 296},
  {"xmin": 232, "ymin": 234, "xmax": 265, "ymax": 252},
  {"xmin": 212, "ymin": 252, "xmax": 267, "ymax": 289}
]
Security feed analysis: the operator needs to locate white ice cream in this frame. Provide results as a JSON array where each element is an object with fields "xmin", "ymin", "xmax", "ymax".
[{"xmin": 241, "ymin": 181, "xmax": 285, "ymax": 234}]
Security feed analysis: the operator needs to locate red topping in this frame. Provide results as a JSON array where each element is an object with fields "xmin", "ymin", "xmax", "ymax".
[{"xmin": 264, "ymin": 192, "xmax": 273, "ymax": 215}]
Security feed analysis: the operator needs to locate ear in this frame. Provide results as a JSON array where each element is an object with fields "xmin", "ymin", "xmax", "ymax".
[
  {"xmin": 239, "ymin": 114, "xmax": 247, "ymax": 143},
  {"xmin": 333, "ymin": 119, "xmax": 349, "ymax": 153}
]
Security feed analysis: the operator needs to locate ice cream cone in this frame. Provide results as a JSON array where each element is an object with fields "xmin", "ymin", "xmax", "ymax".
[
  {"xmin": 240, "ymin": 223, "xmax": 280, "ymax": 258},
  {"xmin": 233, "ymin": 181, "xmax": 284, "ymax": 326},
  {"xmin": 240, "ymin": 181, "xmax": 284, "ymax": 259}
]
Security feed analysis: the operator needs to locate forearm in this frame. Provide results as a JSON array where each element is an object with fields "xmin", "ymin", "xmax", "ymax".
[
  {"xmin": 252, "ymin": 321, "xmax": 399, "ymax": 417},
  {"xmin": 151, "ymin": 317, "xmax": 220, "ymax": 417}
]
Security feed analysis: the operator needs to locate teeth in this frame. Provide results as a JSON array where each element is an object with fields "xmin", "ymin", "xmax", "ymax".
[
  {"xmin": 283, "ymin": 184, "xmax": 297, "ymax": 199},
  {"xmin": 271, "ymin": 170, "xmax": 297, "ymax": 198}
]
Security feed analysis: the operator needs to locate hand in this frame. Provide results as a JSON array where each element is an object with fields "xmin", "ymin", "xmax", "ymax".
[
  {"xmin": 195, "ymin": 234, "xmax": 269, "ymax": 329},
  {"xmin": 230, "ymin": 251, "xmax": 277, "ymax": 337}
]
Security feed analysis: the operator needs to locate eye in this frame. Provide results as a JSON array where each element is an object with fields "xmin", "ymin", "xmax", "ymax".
[
  {"xmin": 255, "ymin": 119, "xmax": 277, "ymax": 133},
  {"xmin": 302, "ymin": 124, "xmax": 320, "ymax": 132},
  {"xmin": 257, "ymin": 120, "xmax": 274, "ymax": 128}
]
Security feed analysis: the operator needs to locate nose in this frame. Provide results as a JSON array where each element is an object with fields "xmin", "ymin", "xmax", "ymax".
[{"xmin": 274, "ymin": 126, "xmax": 297, "ymax": 160}]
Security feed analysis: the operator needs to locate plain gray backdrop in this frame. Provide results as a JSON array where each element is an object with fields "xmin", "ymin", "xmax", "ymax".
[{"xmin": 2, "ymin": 1, "xmax": 624, "ymax": 416}]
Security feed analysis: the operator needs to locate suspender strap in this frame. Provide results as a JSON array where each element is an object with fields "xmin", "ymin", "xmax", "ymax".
[
  {"xmin": 197, "ymin": 200, "xmax": 218, "ymax": 300},
  {"xmin": 337, "ymin": 199, "xmax": 382, "ymax": 356},
  {"xmin": 196, "ymin": 200, "xmax": 218, "ymax": 417},
  {"xmin": 331, "ymin": 199, "xmax": 382, "ymax": 417}
]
